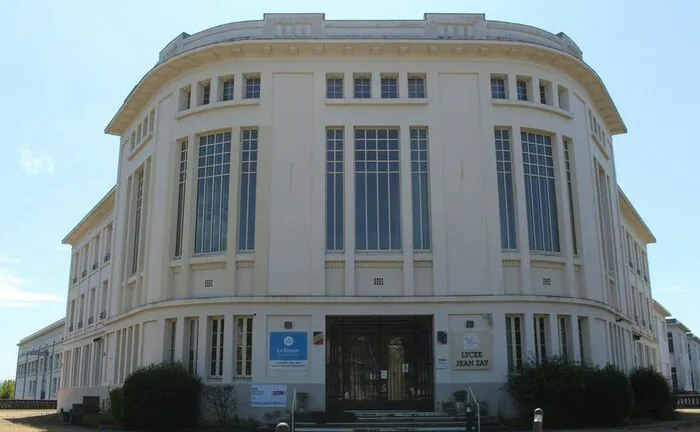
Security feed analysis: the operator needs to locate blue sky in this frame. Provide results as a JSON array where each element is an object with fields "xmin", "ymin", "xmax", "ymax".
[{"xmin": 0, "ymin": 0, "xmax": 698, "ymax": 380}]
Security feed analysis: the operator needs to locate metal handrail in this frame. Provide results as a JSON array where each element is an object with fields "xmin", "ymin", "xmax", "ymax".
[
  {"xmin": 291, "ymin": 388, "xmax": 297, "ymax": 432},
  {"xmin": 467, "ymin": 386, "xmax": 481, "ymax": 432}
]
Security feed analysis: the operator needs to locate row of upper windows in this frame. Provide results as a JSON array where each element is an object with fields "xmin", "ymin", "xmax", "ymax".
[
  {"xmin": 68, "ymin": 280, "xmax": 109, "ymax": 333},
  {"xmin": 71, "ymin": 223, "xmax": 113, "ymax": 284},
  {"xmin": 164, "ymin": 124, "xmax": 580, "ymax": 259},
  {"xmin": 490, "ymin": 74, "xmax": 571, "ymax": 112},
  {"xmin": 179, "ymin": 74, "xmax": 261, "ymax": 111},
  {"xmin": 325, "ymin": 73, "xmax": 427, "ymax": 99},
  {"xmin": 625, "ymin": 229, "xmax": 650, "ymax": 282},
  {"xmin": 129, "ymin": 108, "xmax": 155, "ymax": 152}
]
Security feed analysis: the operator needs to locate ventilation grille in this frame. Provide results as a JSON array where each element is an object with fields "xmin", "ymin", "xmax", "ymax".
[
  {"xmin": 373, "ymin": 277, "xmax": 385, "ymax": 286},
  {"xmin": 204, "ymin": 279, "xmax": 214, "ymax": 288},
  {"xmin": 284, "ymin": 321, "xmax": 293, "ymax": 330},
  {"xmin": 542, "ymin": 277, "xmax": 552, "ymax": 286}
]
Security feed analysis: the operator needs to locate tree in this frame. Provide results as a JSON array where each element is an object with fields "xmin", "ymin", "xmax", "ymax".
[{"xmin": 0, "ymin": 380, "xmax": 15, "ymax": 399}]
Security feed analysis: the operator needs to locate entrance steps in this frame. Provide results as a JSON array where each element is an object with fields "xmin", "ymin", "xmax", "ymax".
[{"xmin": 293, "ymin": 410, "xmax": 508, "ymax": 432}]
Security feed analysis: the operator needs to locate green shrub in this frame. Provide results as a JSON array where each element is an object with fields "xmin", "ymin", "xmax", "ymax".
[
  {"xmin": 109, "ymin": 387, "xmax": 125, "ymax": 424},
  {"xmin": 505, "ymin": 357, "xmax": 633, "ymax": 428},
  {"xmin": 583, "ymin": 364, "xmax": 633, "ymax": 426},
  {"xmin": 631, "ymin": 368, "xmax": 676, "ymax": 420},
  {"xmin": 121, "ymin": 362, "xmax": 202, "ymax": 432}
]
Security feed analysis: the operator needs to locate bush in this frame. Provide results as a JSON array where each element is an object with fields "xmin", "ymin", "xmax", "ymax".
[
  {"xmin": 0, "ymin": 380, "xmax": 15, "ymax": 399},
  {"xmin": 109, "ymin": 387, "xmax": 125, "ymax": 424},
  {"xmin": 505, "ymin": 357, "xmax": 633, "ymax": 428},
  {"xmin": 121, "ymin": 362, "xmax": 202, "ymax": 432},
  {"xmin": 631, "ymin": 367, "xmax": 676, "ymax": 420}
]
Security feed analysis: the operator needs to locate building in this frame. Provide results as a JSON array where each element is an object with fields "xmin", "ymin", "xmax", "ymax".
[
  {"xmin": 653, "ymin": 300, "xmax": 672, "ymax": 380},
  {"xmin": 58, "ymin": 187, "xmax": 114, "ymax": 401},
  {"xmin": 667, "ymin": 318, "xmax": 693, "ymax": 392},
  {"xmin": 687, "ymin": 334, "xmax": 700, "ymax": 392},
  {"xmin": 14, "ymin": 319, "xmax": 64, "ymax": 400},
  {"xmin": 57, "ymin": 13, "xmax": 658, "ymax": 416},
  {"xmin": 618, "ymin": 188, "xmax": 657, "ymax": 371}
]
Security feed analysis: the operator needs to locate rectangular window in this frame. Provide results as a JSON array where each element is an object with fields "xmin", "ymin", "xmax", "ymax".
[
  {"xmin": 558, "ymin": 316, "xmax": 571, "ymax": 359},
  {"xmin": 563, "ymin": 138, "xmax": 578, "ymax": 255},
  {"xmin": 236, "ymin": 316, "xmax": 253, "ymax": 377},
  {"xmin": 238, "ymin": 129, "xmax": 259, "ymax": 252},
  {"xmin": 354, "ymin": 75, "xmax": 371, "ymax": 99},
  {"xmin": 668, "ymin": 332, "xmax": 675, "ymax": 353},
  {"xmin": 516, "ymin": 79, "xmax": 528, "ymax": 101},
  {"xmin": 131, "ymin": 169, "xmax": 144, "ymax": 276},
  {"xmin": 381, "ymin": 75, "xmax": 398, "ymax": 98},
  {"xmin": 209, "ymin": 317, "xmax": 224, "ymax": 378},
  {"xmin": 522, "ymin": 131, "xmax": 560, "ymax": 253},
  {"xmin": 174, "ymin": 139, "xmax": 188, "ymax": 258},
  {"xmin": 539, "ymin": 84, "xmax": 547, "ymax": 104},
  {"xmin": 533, "ymin": 315, "xmax": 548, "ymax": 364},
  {"xmin": 148, "ymin": 109, "xmax": 155, "ymax": 134},
  {"xmin": 490, "ymin": 77, "xmax": 506, "ymax": 99},
  {"xmin": 408, "ymin": 75, "xmax": 426, "ymax": 98},
  {"xmin": 194, "ymin": 132, "xmax": 232, "ymax": 255},
  {"xmin": 495, "ymin": 128, "xmax": 516, "ymax": 250},
  {"xmin": 505, "ymin": 315, "xmax": 523, "ymax": 373},
  {"xmin": 100, "ymin": 280, "xmax": 108, "ymax": 319},
  {"xmin": 326, "ymin": 76, "xmax": 343, "ymax": 99},
  {"xmin": 354, "ymin": 128, "xmax": 401, "ymax": 251},
  {"xmin": 410, "ymin": 128, "xmax": 431, "ymax": 251},
  {"xmin": 222, "ymin": 79, "xmax": 235, "ymax": 101},
  {"xmin": 104, "ymin": 224, "xmax": 112, "ymax": 262},
  {"xmin": 165, "ymin": 319, "xmax": 176, "ymax": 363},
  {"xmin": 88, "ymin": 287, "xmax": 96, "ymax": 322},
  {"xmin": 92, "ymin": 235, "xmax": 100, "ymax": 268},
  {"xmin": 578, "ymin": 317, "xmax": 589, "ymax": 364},
  {"xmin": 245, "ymin": 76, "xmax": 261, "ymax": 99},
  {"xmin": 185, "ymin": 318, "xmax": 199, "ymax": 375},
  {"xmin": 326, "ymin": 128, "xmax": 344, "ymax": 252}
]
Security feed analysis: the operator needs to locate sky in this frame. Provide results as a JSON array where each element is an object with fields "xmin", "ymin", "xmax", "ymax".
[{"xmin": 0, "ymin": 0, "xmax": 698, "ymax": 381}]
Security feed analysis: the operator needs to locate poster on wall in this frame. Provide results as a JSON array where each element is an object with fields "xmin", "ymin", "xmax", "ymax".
[
  {"xmin": 268, "ymin": 331, "xmax": 309, "ymax": 369},
  {"xmin": 451, "ymin": 330, "xmax": 493, "ymax": 370},
  {"xmin": 250, "ymin": 384, "xmax": 287, "ymax": 407}
]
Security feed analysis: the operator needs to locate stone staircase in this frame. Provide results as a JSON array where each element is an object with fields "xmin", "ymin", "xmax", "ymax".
[{"xmin": 293, "ymin": 409, "xmax": 510, "ymax": 432}]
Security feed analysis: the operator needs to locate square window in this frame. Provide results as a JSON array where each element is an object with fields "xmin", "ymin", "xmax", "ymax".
[
  {"xmin": 354, "ymin": 75, "xmax": 371, "ymax": 99},
  {"xmin": 381, "ymin": 75, "xmax": 398, "ymax": 98},
  {"xmin": 326, "ymin": 76, "xmax": 343, "ymax": 98},
  {"xmin": 245, "ymin": 76, "xmax": 261, "ymax": 99}
]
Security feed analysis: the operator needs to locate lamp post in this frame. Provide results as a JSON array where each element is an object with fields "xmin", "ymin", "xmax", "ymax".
[{"xmin": 532, "ymin": 408, "xmax": 543, "ymax": 432}]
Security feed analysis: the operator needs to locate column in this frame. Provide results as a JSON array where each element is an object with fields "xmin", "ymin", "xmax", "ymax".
[
  {"xmin": 197, "ymin": 315, "xmax": 208, "ymax": 378},
  {"xmin": 253, "ymin": 126, "xmax": 272, "ymax": 296},
  {"xmin": 371, "ymin": 72, "xmax": 381, "ymax": 99},
  {"xmin": 223, "ymin": 315, "xmax": 235, "ymax": 381},
  {"xmin": 225, "ymin": 127, "xmax": 242, "ymax": 295},
  {"xmin": 571, "ymin": 315, "xmax": 581, "ymax": 362},
  {"xmin": 507, "ymin": 74, "xmax": 518, "ymax": 100},
  {"xmin": 235, "ymin": 72, "xmax": 245, "ymax": 101},
  {"xmin": 399, "ymin": 72, "xmax": 409, "ymax": 99},
  {"xmin": 523, "ymin": 312, "xmax": 535, "ymax": 361},
  {"xmin": 343, "ymin": 126, "xmax": 356, "ymax": 296},
  {"xmin": 511, "ymin": 127, "xmax": 531, "ymax": 294},
  {"xmin": 548, "ymin": 314, "xmax": 560, "ymax": 357},
  {"xmin": 400, "ymin": 124, "xmax": 414, "ymax": 296},
  {"xmin": 173, "ymin": 318, "xmax": 184, "ymax": 363},
  {"xmin": 553, "ymin": 134, "xmax": 576, "ymax": 297},
  {"xmin": 180, "ymin": 134, "xmax": 196, "ymax": 298},
  {"xmin": 343, "ymin": 72, "xmax": 353, "ymax": 99}
]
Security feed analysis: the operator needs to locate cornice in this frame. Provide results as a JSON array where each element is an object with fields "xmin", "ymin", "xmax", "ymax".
[
  {"xmin": 105, "ymin": 38, "xmax": 626, "ymax": 137},
  {"xmin": 618, "ymin": 186, "xmax": 655, "ymax": 244},
  {"xmin": 17, "ymin": 318, "xmax": 66, "ymax": 346},
  {"xmin": 62, "ymin": 186, "xmax": 116, "ymax": 246}
]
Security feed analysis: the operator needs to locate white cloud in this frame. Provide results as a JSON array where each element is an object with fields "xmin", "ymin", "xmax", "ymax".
[
  {"xmin": 662, "ymin": 286, "xmax": 689, "ymax": 294},
  {"xmin": 0, "ymin": 255, "xmax": 20, "ymax": 265},
  {"xmin": 0, "ymin": 263, "xmax": 63, "ymax": 309},
  {"xmin": 18, "ymin": 147, "xmax": 55, "ymax": 176}
]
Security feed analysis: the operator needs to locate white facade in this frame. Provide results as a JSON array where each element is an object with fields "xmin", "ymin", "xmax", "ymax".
[
  {"xmin": 14, "ymin": 319, "xmax": 64, "ymax": 400},
  {"xmin": 653, "ymin": 300, "xmax": 672, "ymax": 380},
  {"xmin": 667, "ymin": 319, "xmax": 693, "ymax": 392},
  {"xmin": 58, "ymin": 13, "xmax": 657, "ymax": 416},
  {"xmin": 687, "ymin": 335, "xmax": 700, "ymax": 392}
]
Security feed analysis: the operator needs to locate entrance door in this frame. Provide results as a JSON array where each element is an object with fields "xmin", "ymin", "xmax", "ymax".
[{"xmin": 326, "ymin": 315, "xmax": 434, "ymax": 411}]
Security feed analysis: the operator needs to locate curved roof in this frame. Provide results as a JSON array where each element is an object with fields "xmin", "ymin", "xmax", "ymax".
[{"xmin": 105, "ymin": 13, "xmax": 626, "ymax": 136}]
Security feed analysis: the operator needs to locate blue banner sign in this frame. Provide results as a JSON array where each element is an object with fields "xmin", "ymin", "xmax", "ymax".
[{"xmin": 268, "ymin": 331, "xmax": 309, "ymax": 369}]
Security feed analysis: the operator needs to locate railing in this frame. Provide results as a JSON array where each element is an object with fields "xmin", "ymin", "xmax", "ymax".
[
  {"xmin": 0, "ymin": 399, "xmax": 57, "ymax": 410},
  {"xmin": 677, "ymin": 394, "xmax": 700, "ymax": 408},
  {"xmin": 466, "ymin": 386, "xmax": 481, "ymax": 432},
  {"xmin": 291, "ymin": 387, "xmax": 297, "ymax": 432}
]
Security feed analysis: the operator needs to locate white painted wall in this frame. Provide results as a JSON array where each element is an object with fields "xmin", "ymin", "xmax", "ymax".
[
  {"xmin": 14, "ymin": 320, "xmax": 64, "ymax": 400},
  {"xmin": 56, "ymin": 14, "xmax": 656, "ymax": 415}
]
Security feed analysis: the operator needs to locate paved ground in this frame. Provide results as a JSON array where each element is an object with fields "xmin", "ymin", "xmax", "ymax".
[{"xmin": 2, "ymin": 409, "xmax": 700, "ymax": 431}]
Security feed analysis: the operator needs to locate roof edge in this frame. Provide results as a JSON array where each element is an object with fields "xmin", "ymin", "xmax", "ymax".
[
  {"xmin": 62, "ymin": 186, "xmax": 116, "ymax": 245},
  {"xmin": 618, "ymin": 186, "xmax": 656, "ymax": 244},
  {"xmin": 17, "ymin": 318, "xmax": 66, "ymax": 346}
]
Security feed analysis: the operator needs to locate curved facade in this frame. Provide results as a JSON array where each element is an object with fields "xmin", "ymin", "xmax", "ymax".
[{"xmin": 59, "ymin": 13, "xmax": 653, "ymax": 417}]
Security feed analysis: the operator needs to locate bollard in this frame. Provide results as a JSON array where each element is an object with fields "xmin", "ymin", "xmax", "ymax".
[
  {"xmin": 464, "ymin": 403, "xmax": 475, "ymax": 432},
  {"xmin": 276, "ymin": 421, "xmax": 291, "ymax": 432},
  {"xmin": 532, "ymin": 408, "xmax": 543, "ymax": 432}
]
